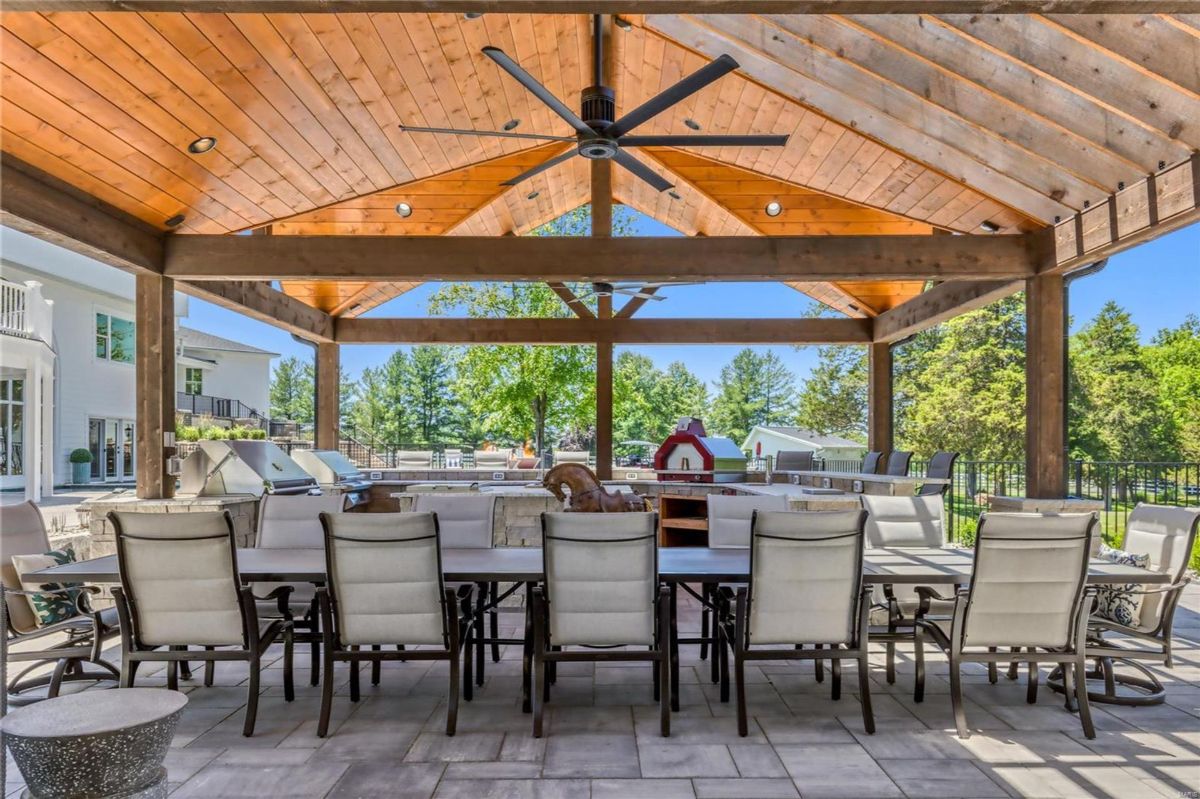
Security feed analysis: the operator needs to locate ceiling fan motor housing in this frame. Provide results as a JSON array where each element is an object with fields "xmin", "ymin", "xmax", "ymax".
[{"xmin": 581, "ymin": 85, "xmax": 616, "ymax": 128}]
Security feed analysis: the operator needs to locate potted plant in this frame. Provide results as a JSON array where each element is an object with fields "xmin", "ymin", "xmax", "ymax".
[{"xmin": 69, "ymin": 448, "xmax": 93, "ymax": 484}]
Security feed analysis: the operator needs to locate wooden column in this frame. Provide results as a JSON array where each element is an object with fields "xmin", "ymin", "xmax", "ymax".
[
  {"xmin": 136, "ymin": 272, "xmax": 175, "ymax": 499},
  {"xmin": 315, "ymin": 342, "xmax": 340, "ymax": 451},
  {"xmin": 1025, "ymin": 272, "xmax": 1067, "ymax": 498},
  {"xmin": 867, "ymin": 342, "xmax": 892, "ymax": 454},
  {"xmin": 593, "ymin": 160, "xmax": 614, "ymax": 480}
]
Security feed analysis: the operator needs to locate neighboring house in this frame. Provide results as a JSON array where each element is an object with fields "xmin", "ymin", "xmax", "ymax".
[
  {"xmin": 0, "ymin": 228, "xmax": 277, "ymax": 498},
  {"xmin": 740, "ymin": 425, "xmax": 867, "ymax": 464}
]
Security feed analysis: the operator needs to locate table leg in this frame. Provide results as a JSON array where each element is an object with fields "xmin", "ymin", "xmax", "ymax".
[
  {"xmin": 522, "ymin": 581, "xmax": 534, "ymax": 714},
  {"xmin": 670, "ymin": 582, "xmax": 680, "ymax": 712}
]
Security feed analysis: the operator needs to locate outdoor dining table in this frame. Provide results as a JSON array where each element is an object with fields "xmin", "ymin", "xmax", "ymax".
[{"xmin": 33, "ymin": 547, "xmax": 1164, "ymax": 712}]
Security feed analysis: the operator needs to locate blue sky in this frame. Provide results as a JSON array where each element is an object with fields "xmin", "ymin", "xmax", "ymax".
[{"xmin": 183, "ymin": 216, "xmax": 1199, "ymax": 388}]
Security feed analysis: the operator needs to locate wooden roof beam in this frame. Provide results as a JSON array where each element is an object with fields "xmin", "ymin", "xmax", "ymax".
[
  {"xmin": 547, "ymin": 282, "xmax": 596, "ymax": 319},
  {"xmin": 165, "ymin": 233, "xmax": 1039, "ymax": 282},
  {"xmin": 0, "ymin": 155, "xmax": 334, "ymax": 341},
  {"xmin": 872, "ymin": 279, "xmax": 1023, "ymax": 343},
  {"xmin": 6, "ymin": 2, "xmax": 1196, "ymax": 12},
  {"xmin": 1043, "ymin": 152, "xmax": 1200, "ymax": 275},
  {"xmin": 336, "ymin": 316, "xmax": 871, "ymax": 345}
]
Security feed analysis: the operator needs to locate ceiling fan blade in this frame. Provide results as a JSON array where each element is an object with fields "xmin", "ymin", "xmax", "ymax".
[
  {"xmin": 399, "ymin": 123, "xmax": 576, "ymax": 143},
  {"xmin": 606, "ymin": 54, "xmax": 739, "ymax": 139},
  {"xmin": 613, "ymin": 150, "xmax": 673, "ymax": 193},
  {"xmin": 619, "ymin": 134, "xmax": 790, "ymax": 148},
  {"xmin": 500, "ymin": 149, "xmax": 579, "ymax": 186},
  {"xmin": 482, "ymin": 47, "xmax": 594, "ymax": 137},
  {"xmin": 615, "ymin": 289, "xmax": 666, "ymax": 300}
]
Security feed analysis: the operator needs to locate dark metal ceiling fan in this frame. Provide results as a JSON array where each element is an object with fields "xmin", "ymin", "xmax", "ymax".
[
  {"xmin": 399, "ymin": 15, "xmax": 789, "ymax": 193},
  {"xmin": 571, "ymin": 281, "xmax": 697, "ymax": 304}
]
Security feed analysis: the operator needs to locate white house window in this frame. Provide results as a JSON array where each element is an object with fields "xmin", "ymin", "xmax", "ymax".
[
  {"xmin": 0, "ymin": 378, "xmax": 24, "ymax": 477},
  {"xmin": 95, "ymin": 312, "xmax": 134, "ymax": 364},
  {"xmin": 185, "ymin": 367, "xmax": 203, "ymax": 395}
]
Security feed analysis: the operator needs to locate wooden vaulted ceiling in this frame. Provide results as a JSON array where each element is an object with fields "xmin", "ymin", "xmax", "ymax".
[{"xmin": 0, "ymin": 10, "xmax": 1196, "ymax": 319}]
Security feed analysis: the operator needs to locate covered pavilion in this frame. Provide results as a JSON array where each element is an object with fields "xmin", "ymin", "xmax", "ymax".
[{"xmin": 0, "ymin": 1, "xmax": 1196, "ymax": 495}]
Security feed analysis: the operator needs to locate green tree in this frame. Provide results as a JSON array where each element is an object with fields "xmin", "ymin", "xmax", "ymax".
[
  {"xmin": 613, "ymin": 352, "xmax": 661, "ymax": 447},
  {"xmin": 1145, "ymin": 315, "xmax": 1200, "ymax": 461},
  {"xmin": 269, "ymin": 356, "xmax": 313, "ymax": 423},
  {"xmin": 758, "ymin": 350, "xmax": 799, "ymax": 427},
  {"xmin": 794, "ymin": 345, "xmax": 868, "ymax": 442},
  {"xmin": 894, "ymin": 295, "xmax": 1026, "ymax": 461},
  {"xmin": 401, "ymin": 345, "xmax": 457, "ymax": 443},
  {"xmin": 1069, "ymin": 301, "xmax": 1176, "ymax": 461},
  {"xmin": 709, "ymin": 349, "xmax": 798, "ymax": 445},
  {"xmin": 428, "ymin": 282, "xmax": 595, "ymax": 455},
  {"xmin": 347, "ymin": 350, "xmax": 411, "ymax": 446},
  {"xmin": 655, "ymin": 361, "xmax": 709, "ymax": 427}
]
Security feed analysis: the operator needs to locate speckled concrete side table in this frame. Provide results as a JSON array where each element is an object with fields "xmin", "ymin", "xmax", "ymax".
[{"xmin": 1, "ymin": 688, "xmax": 187, "ymax": 799}]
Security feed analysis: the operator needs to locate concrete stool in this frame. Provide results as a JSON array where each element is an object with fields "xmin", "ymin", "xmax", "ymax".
[{"xmin": 2, "ymin": 688, "xmax": 187, "ymax": 799}]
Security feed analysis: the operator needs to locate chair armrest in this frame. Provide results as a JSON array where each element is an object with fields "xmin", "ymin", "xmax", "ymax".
[
  {"xmin": 251, "ymin": 585, "xmax": 295, "ymax": 619},
  {"xmin": 1094, "ymin": 578, "xmax": 1189, "ymax": 597},
  {"xmin": 3, "ymin": 584, "xmax": 100, "ymax": 600}
]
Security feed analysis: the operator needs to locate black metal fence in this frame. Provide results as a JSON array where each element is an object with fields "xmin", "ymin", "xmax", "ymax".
[{"xmin": 177, "ymin": 392, "xmax": 270, "ymax": 430}]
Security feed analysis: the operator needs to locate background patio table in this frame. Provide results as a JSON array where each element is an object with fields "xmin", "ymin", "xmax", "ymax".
[{"xmin": 31, "ymin": 546, "xmax": 1165, "ymax": 586}]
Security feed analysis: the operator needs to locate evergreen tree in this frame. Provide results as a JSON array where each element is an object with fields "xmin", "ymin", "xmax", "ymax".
[
  {"xmin": 1070, "ymin": 301, "xmax": 1176, "ymax": 461},
  {"xmin": 709, "ymin": 349, "xmax": 767, "ymax": 445},
  {"xmin": 269, "ymin": 356, "xmax": 313, "ymax": 423},
  {"xmin": 402, "ymin": 345, "xmax": 457, "ymax": 444},
  {"xmin": 794, "ymin": 345, "xmax": 868, "ymax": 442},
  {"xmin": 758, "ymin": 350, "xmax": 799, "ymax": 427},
  {"xmin": 655, "ymin": 361, "xmax": 709, "ymax": 425}
]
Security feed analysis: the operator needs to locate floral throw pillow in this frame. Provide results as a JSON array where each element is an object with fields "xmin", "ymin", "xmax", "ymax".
[
  {"xmin": 11, "ymin": 547, "xmax": 81, "ymax": 627},
  {"xmin": 1094, "ymin": 543, "xmax": 1150, "ymax": 628}
]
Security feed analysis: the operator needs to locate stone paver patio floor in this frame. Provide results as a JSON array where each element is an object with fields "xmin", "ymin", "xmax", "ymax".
[{"xmin": 6, "ymin": 587, "xmax": 1200, "ymax": 798}]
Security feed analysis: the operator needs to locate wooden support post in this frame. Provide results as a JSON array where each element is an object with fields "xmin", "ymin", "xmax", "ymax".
[
  {"xmin": 868, "ymin": 342, "xmax": 892, "ymax": 454},
  {"xmin": 136, "ymin": 272, "xmax": 175, "ymax": 499},
  {"xmin": 1025, "ymin": 272, "xmax": 1067, "ymax": 498},
  {"xmin": 315, "ymin": 342, "xmax": 340, "ymax": 451}
]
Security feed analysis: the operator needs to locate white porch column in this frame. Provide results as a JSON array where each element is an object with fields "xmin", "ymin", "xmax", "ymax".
[{"xmin": 25, "ymin": 357, "xmax": 42, "ymax": 501}]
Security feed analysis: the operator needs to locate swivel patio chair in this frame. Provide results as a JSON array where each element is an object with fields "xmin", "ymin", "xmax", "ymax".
[
  {"xmin": 691, "ymin": 494, "xmax": 789, "ymax": 691},
  {"xmin": 861, "ymin": 494, "xmax": 949, "ymax": 685},
  {"xmin": 716, "ymin": 509, "xmax": 874, "ymax": 736},
  {"xmin": 918, "ymin": 451, "xmax": 959, "ymax": 496},
  {"xmin": 109, "ymin": 510, "xmax": 294, "ymax": 737},
  {"xmin": 253, "ymin": 493, "xmax": 346, "ymax": 685},
  {"xmin": 1063, "ymin": 503, "xmax": 1200, "ymax": 705},
  {"xmin": 414, "ymin": 493, "xmax": 506, "ymax": 690},
  {"xmin": 2, "ymin": 501, "xmax": 120, "ymax": 702},
  {"xmin": 552, "ymin": 450, "xmax": 589, "ymax": 466},
  {"xmin": 912, "ymin": 512, "xmax": 1098, "ymax": 739},
  {"xmin": 533, "ymin": 511, "xmax": 669, "ymax": 737},
  {"xmin": 316, "ymin": 512, "xmax": 469, "ymax": 737},
  {"xmin": 397, "ymin": 450, "xmax": 435, "ymax": 469},
  {"xmin": 885, "ymin": 451, "xmax": 913, "ymax": 477},
  {"xmin": 473, "ymin": 450, "xmax": 511, "ymax": 471},
  {"xmin": 861, "ymin": 451, "xmax": 883, "ymax": 474}
]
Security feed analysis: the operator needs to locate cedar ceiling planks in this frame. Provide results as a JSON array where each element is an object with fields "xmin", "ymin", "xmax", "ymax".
[{"xmin": 1, "ymin": 10, "xmax": 1196, "ymax": 318}]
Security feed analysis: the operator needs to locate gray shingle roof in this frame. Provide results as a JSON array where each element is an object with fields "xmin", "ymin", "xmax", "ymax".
[
  {"xmin": 756, "ymin": 426, "xmax": 865, "ymax": 449},
  {"xmin": 178, "ymin": 326, "xmax": 278, "ymax": 356}
]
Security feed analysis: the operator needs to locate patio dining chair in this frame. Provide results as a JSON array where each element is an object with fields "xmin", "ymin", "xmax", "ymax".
[
  {"xmin": 715, "ymin": 509, "xmax": 874, "ymax": 736},
  {"xmin": 397, "ymin": 450, "xmax": 435, "ymax": 469},
  {"xmin": 109, "ymin": 510, "xmax": 295, "ymax": 737},
  {"xmin": 773, "ymin": 450, "xmax": 813, "ymax": 473},
  {"xmin": 861, "ymin": 494, "xmax": 949, "ymax": 685},
  {"xmin": 473, "ymin": 450, "xmax": 511, "ymax": 471},
  {"xmin": 414, "ymin": 493, "xmax": 504, "ymax": 691},
  {"xmin": 861, "ymin": 451, "xmax": 883, "ymax": 474},
  {"xmin": 2, "ymin": 501, "xmax": 120, "ymax": 702},
  {"xmin": 1069, "ymin": 503, "xmax": 1200, "ymax": 705},
  {"xmin": 885, "ymin": 451, "xmax": 913, "ymax": 477},
  {"xmin": 691, "ymin": 494, "xmax": 789, "ymax": 689},
  {"xmin": 533, "ymin": 511, "xmax": 669, "ymax": 737},
  {"xmin": 918, "ymin": 451, "xmax": 959, "ymax": 496},
  {"xmin": 316, "ymin": 512, "xmax": 469, "ymax": 737},
  {"xmin": 253, "ymin": 493, "xmax": 346, "ymax": 685},
  {"xmin": 912, "ymin": 512, "xmax": 1098, "ymax": 739}
]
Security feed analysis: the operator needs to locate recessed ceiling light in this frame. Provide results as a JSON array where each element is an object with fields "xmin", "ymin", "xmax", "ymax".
[
  {"xmin": 165, "ymin": 213, "xmax": 186, "ymax": 228},
  {"xmin": 527, "ymin": 190, "xmax": 540, "ymax": 200},
  {"xmin": 614, "ymin": 17, "xmax": 633, "ymax": 31},
  {"xmin": 395, "ymin": 202, "xmax": 413, "ymax": 217},
  {"xmin": 765, "ymin": 201, "xmax": 783, "ymax": 217},
  {"xmin": 684, "ymin": 118, "xmax": 701, "ymax": 131},
  {"xmin": 668, "ymin": 190, "xmax": 682, "ymax": 200},
  {"xmin": 349, "ymin": 303, "xmax": 365, "ymax": 314},
  {"xmin": 187, "ymin": 136, "xmax": 217, "ymax": 154},
  {"xmin": 503, "ymin": 119, "xmax": 520, "ymax": 131},
  {"xmin": 463, "ymin": 12, "xmax": 484, "ymax": 20},
  {"xmin": 979, "ymin": 220, "xmax": 1001, "ymax": 233}
]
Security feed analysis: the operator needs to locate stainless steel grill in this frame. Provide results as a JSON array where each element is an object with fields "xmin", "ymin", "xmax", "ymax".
[{"xmin": 179, "ymin": 440, "xmax": 318, "ymax": 497}]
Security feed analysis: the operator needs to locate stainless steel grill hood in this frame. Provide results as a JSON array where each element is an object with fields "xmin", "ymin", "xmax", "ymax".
[
  {"xmin": 179, "ymin": 440, "xmax": 318, "ymax": 497},
  {"xmin": 293, "ymin": 449, "xmax": 370, "ymax": 490}
]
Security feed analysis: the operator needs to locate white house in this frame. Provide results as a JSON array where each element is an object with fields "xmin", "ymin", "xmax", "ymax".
[
  {"xmin": 0, "ymin": 228, "xmax": 277, "ymax": 498},
  {"xmin": 740, "ymin": 425, "xmax": 867, "ymax": 465}
]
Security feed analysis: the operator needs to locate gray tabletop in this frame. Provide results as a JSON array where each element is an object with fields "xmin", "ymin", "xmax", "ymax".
[{"xmin": 31, "ymin": 546, "xmax": 1165, "ymax": 586}]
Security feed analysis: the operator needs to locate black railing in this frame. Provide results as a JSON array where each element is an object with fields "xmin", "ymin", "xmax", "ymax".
[{"xmin": 177, "ymin": 392, "xmax": 270, "ymax": 429}]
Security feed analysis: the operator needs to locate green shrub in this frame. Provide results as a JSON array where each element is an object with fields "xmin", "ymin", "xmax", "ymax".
[
  {"xmin": 248, "ymin": 429, "xmax": 267, "ymax": 440},
  {"xmin": 69, "ymin": 448, "xmax": 92, "ymax": 464},
  {"xmin": 176, "ymin": 425, "xmax": 201, "ymax": 442}
]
